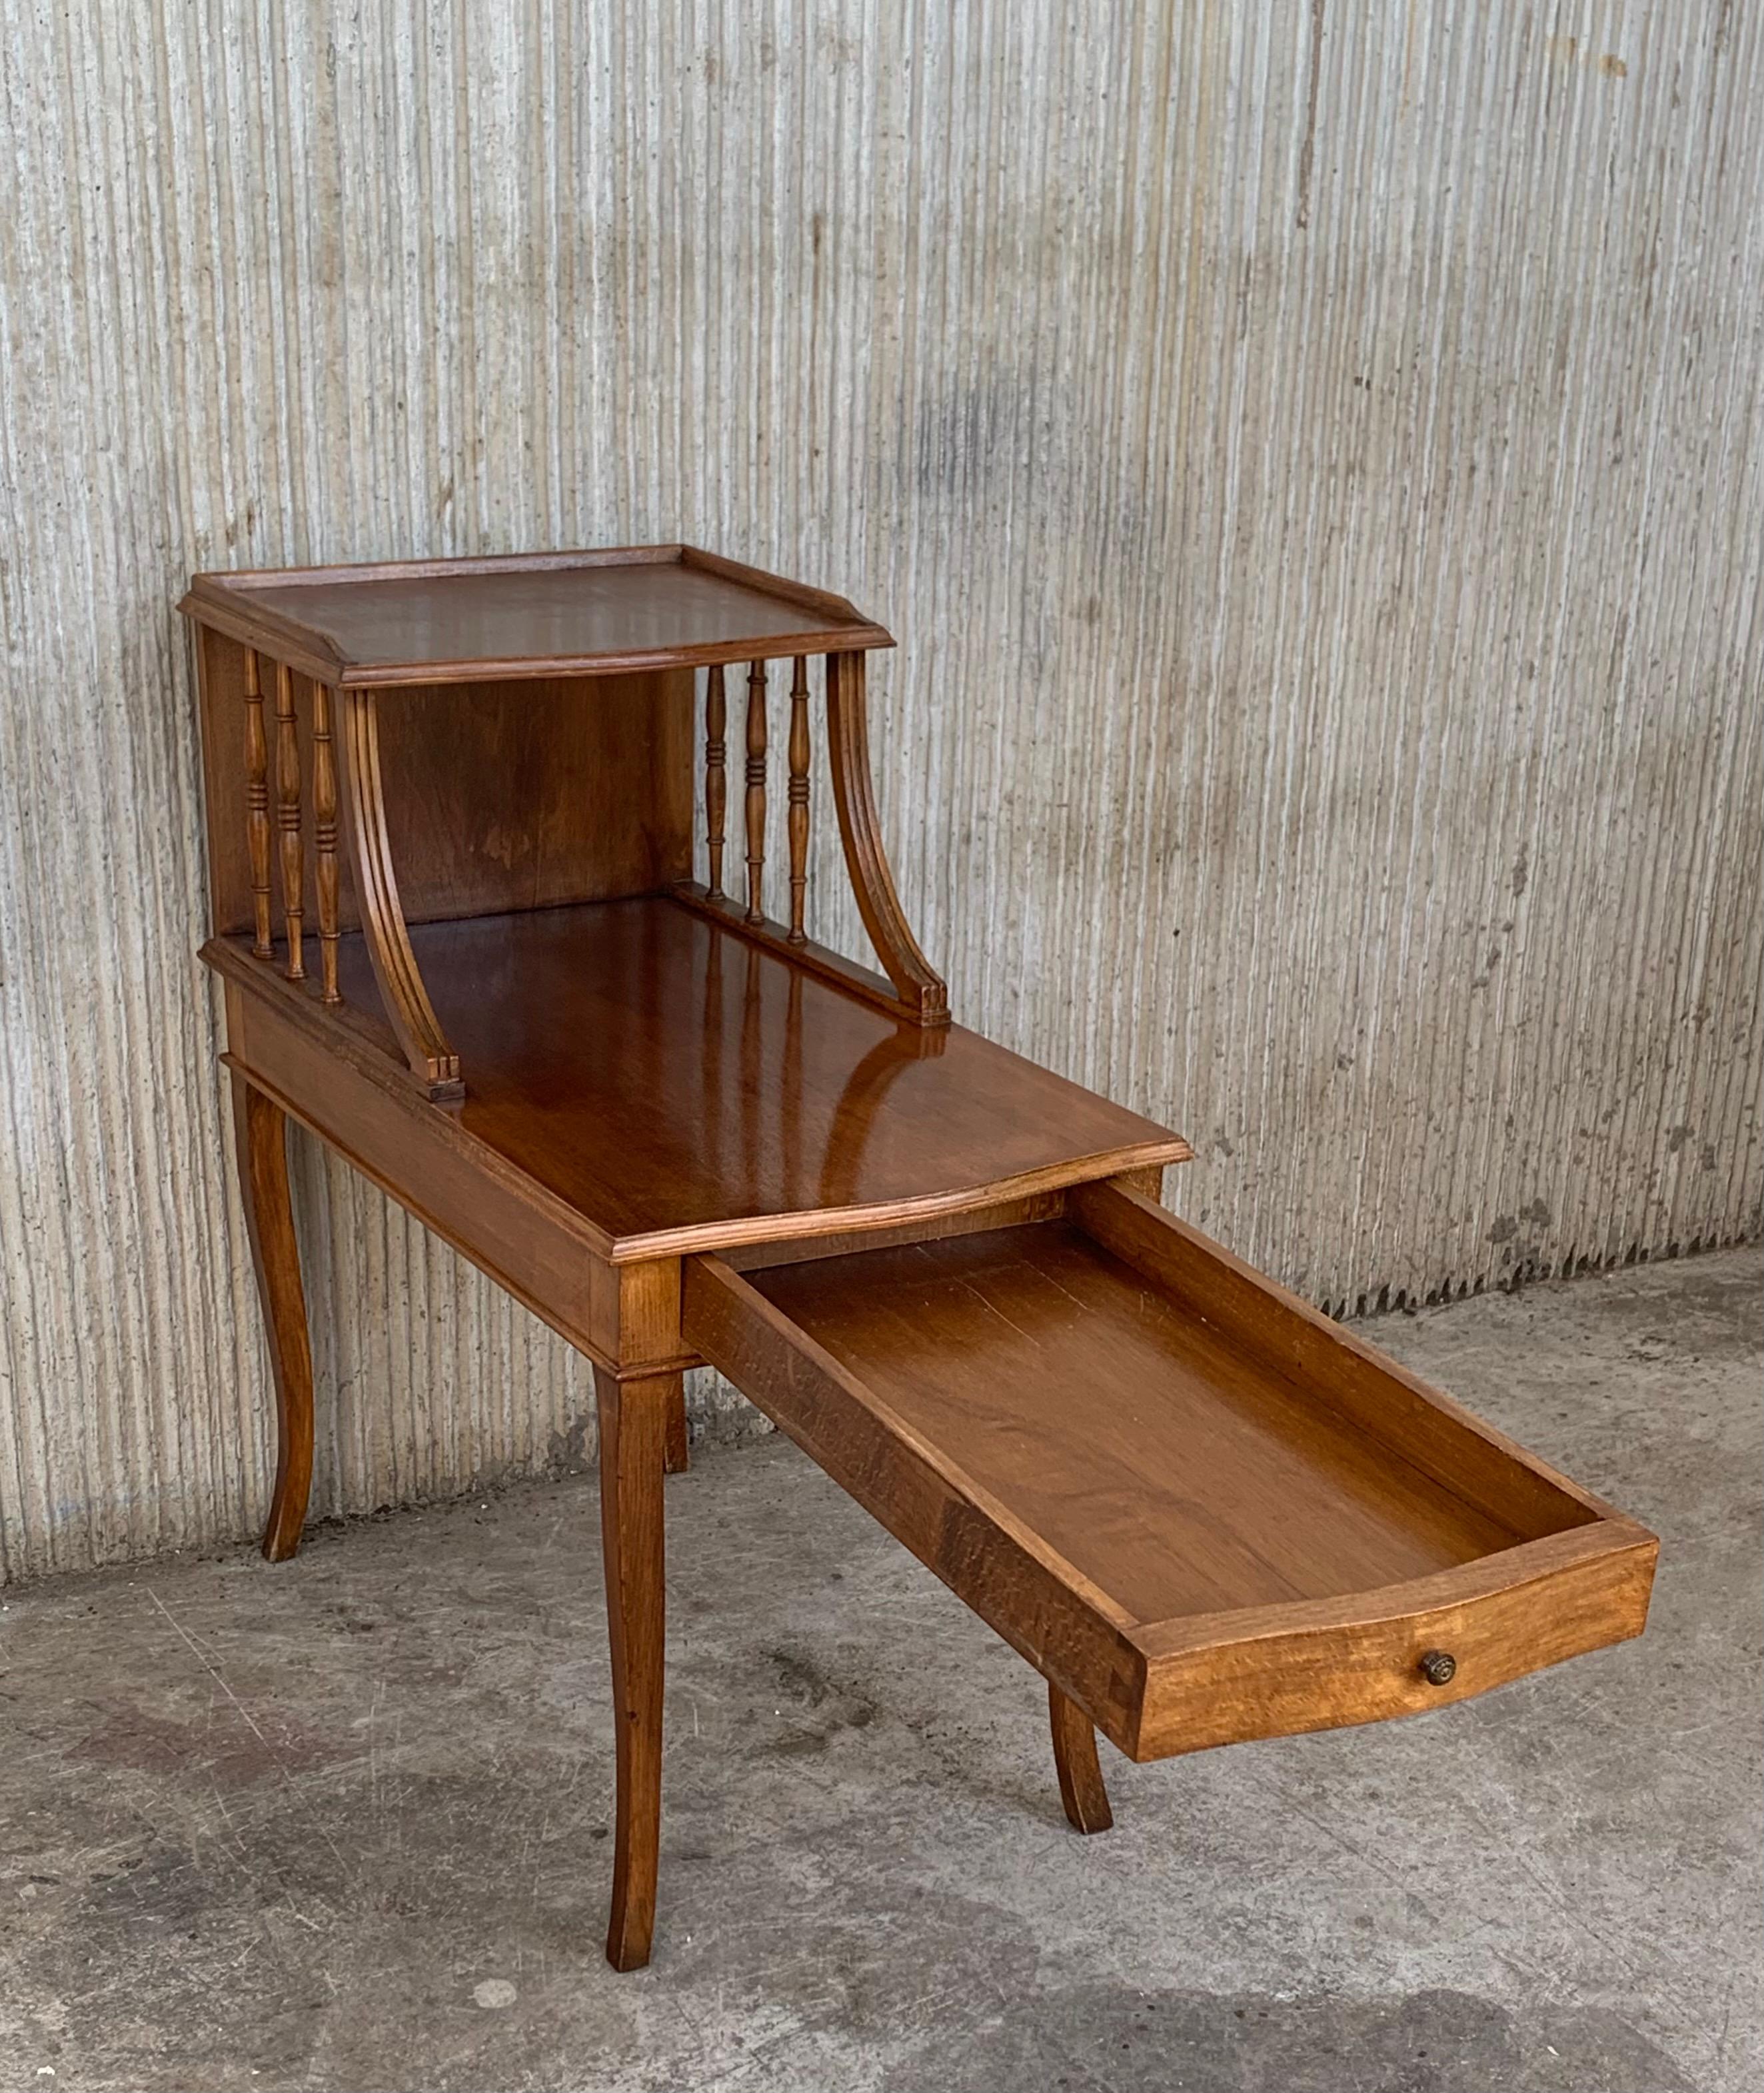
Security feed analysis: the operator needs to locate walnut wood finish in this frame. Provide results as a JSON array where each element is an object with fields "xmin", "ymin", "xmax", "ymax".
[
  {"xmin": 289, "ymin": 898, "xmax": 1184, "ymax": 1255},
  {"xmin": 787, "ymin": 655, "xmax": 810, "ymax": 942},
  {"xmin": 669, "ymin": 883, "xmax": 926, "ymax": 1025},
  {"xmin": 1049, "ymin": 1683, "xmax": 1114, "ymax": 1834},
  {"xmin": 704, "ymin": 663, "xmax": 728, "ymax": 900},
  {"xmin": 215, "ymin": 961, "xmax": 1146, "ymax": 1359},
  {"xmin": 663, "ymin": 1385, "xmax": 690, "ymax": 1476},
  {"xmin": 187, "ymin": 545, "xmax": 1653, "ymax": 1978},
  {"xmin": 339, "ymin": 688, "xmax": 462, "ymax": 1099},
  {"xmin": 221, "ymin": 976, "xmax": 690, "ymax": 1378},
  {"xmin": 1068, "ymin": 1181, "xmax": 1592, "ymax": 1539},
  {"xmin": 274, "ymin": 661, "xmax": 305, "ymax": 980},
  {"xmin": 717, "ymin": 1188, "xmax": 1068, "ymax": 1271},
  {"xmin": 242, "ymin": 648, "xmax": 273, "ymax": 958},
  {"xmin": 230, "ymin": 1070, "xmax": 314, "ymax": 1561},
  {"xmin": 195, "ymin": 634, "xmax": 694, "ymax": 944},
  {"xmin": 363, "ymin": 674, "xmax": 692, "ymax": 925},
  {"xmin": 825, "ymin": 651, "xmax": 948, "ymax": 1026}
]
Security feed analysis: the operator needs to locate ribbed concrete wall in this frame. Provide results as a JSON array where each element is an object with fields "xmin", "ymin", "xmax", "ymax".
[{"xmin": 1, "ymin": 3, "xmax": 1759, "ymax": 1583}]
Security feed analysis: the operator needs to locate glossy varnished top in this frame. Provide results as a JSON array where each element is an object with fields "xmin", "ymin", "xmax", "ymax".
[
  {"xmin": 180, "ymin": 545, "xmax": 893, "ymax": 686},
  {"xmin": 317, "ymin": 898, "xmax": 1191, "ymax": 1256}
]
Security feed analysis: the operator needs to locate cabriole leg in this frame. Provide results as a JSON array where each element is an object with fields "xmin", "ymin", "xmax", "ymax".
[
  {"xmin": 1048, "ymin": 1681, "xmax": 1114, "ymax": 1833},
  {"xmin": 596, "ymin": 1367, "xmax": 670, "ymax": 1970},
  {"xmin": 230, "ymin": 1071, "xmax": 315, "ymax": 1561}
]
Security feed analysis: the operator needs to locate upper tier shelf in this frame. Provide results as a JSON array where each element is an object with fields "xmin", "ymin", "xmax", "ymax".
[{"xmin": 179, "ymin": 544, "xmax": 894, "ymax": 687}]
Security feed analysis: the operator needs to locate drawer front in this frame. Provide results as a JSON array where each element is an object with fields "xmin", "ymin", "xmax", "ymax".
[{"xmin": 1132, "ymin": 1527, "xmax": 1657, "ymax": 1760}]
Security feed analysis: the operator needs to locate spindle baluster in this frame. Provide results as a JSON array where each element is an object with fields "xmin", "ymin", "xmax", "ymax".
[
  {"xmin": 243, "ymin": 649, "xmax": 273, "ymax": 958},
  {"xmin": 705, "ymin": 664, "xmax": 728, "ymax": 899},
  {"xmin": 786, "ymin": 655, "xmax": 810, "ymax": 944},
  {"xmin": 744, "ymin": 659, "xmax": 767, "ymax": 924},
  {"xmin": 313, "ymin": 682, "xmax": 341, "ymax": 1004},
  {"xmin": 275, "ymin": 662, "xmax": 305, "ymax": 980}
]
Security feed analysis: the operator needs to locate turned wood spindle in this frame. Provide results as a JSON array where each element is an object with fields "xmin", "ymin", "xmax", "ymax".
[
  {"xmin": 744, "ymin": 659, "xmax": 768, "ymax": 925},
  {"xmin": 705, "ymin": 664, "xmax": 728, "ymax": 900},
  {"xmin": 274, "ymin": 661, "xmax": 305, "ymax": 980},
  {"xmin": 786, "ymin": 655, "xmax": 810, "ymax": 944},
  {"xmin": 312, "ymin": 683, "xmax": 341, "ymax": 1005},
  {"xmin": 243, "ymin": 649, "xmax": 274, "ymax": 959}
]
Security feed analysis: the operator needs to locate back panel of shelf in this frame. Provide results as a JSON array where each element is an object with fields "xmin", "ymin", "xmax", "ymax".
[{"xmin": 194, "ymin": 624, "xmax": 694, "ymax": 937}]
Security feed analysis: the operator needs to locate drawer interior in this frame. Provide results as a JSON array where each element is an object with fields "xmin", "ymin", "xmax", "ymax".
[
  {"xmin": 682, "ymin": 1183, "xmax": 1655, "ymax": 1760},
  {"xmin": 742, "ymin": 1221, "xmax": 1579, "ymax": 1627}
]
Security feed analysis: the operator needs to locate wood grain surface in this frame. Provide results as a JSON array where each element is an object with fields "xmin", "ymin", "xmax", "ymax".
[
  {"xmin": 745, "ymin": 1223, "xmax": 1530, "ymax": 1624},
  {"xmin": 195, "ymin": 628, "xmax": 694, "ymax": 942},
  {"xmin": 281, "ymin": 898, "xmax": 1189, "ymax": 1255}
]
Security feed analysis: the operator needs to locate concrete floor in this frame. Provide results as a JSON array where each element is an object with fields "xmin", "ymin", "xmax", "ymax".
[{"xmin": 2, "ymin": 1247, "xmax": 1758, "ymax": 2093}]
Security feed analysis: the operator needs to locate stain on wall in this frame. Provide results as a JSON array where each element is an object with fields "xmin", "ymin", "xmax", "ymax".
[{"xmin": 1, "ymin": 2, "xmax": 1759, "ymax": 1581}]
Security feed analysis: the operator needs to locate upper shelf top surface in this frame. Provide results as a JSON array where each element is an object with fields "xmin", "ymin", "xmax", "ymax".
[{"xmin": 179, "ymin": 544, "xmax": 893, "ymax": 685}]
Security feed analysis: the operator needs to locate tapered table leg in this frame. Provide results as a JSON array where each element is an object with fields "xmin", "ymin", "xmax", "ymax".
[
  {"xmin": 663, "ymin": 1377, "xmax": 690, "ymax": 1475},
  {"xmin": 230, "ymin": 1071, "xmax": 315, "ymax": 1561},
  {"xmin": 1049, "ymin": 1681, "xmax": 1114, "ymax": 1833},
  {"xmin": 596, "ymin": 1367, "xmax": 670, "ymax": 1969}
]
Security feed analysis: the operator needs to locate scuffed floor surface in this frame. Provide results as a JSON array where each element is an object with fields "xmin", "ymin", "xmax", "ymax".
[{"xmin": 2, "ymin": 1248, "xmax": 1759, "ymax": 2092}]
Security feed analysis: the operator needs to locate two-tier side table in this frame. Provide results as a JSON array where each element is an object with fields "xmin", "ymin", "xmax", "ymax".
[{"xmin": 182, "ymin": 546, "xmax": 1655, "ymax": 1970}]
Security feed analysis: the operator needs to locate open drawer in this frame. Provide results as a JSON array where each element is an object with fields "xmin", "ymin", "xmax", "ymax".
[{"xmin": 682, "ymin": 1182, "xmax": 1657, "ymax": 1762}]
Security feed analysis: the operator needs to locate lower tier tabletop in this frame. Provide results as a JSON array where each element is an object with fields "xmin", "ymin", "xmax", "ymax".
[{"xmin": 243, "ymin": 894, "xmax": 1190, "ymax": 1255}]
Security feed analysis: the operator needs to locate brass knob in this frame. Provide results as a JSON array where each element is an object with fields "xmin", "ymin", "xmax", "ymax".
[{"xmin": 1418, "ymin": 1649, "xmax": 1457, "ymax": 1687}]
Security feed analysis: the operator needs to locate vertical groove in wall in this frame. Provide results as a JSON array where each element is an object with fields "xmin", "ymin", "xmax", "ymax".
[{"xmin": 1, "ymin": 3, "xmax": 1759, "ymax": 1582}]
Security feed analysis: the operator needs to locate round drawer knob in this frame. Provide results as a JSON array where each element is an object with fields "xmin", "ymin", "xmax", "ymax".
[{"xmin": 1418, "ymin": 1649, "xmax": 1457, "ymax": 1687}]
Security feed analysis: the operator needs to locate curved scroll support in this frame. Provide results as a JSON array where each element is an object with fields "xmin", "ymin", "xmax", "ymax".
[
  {"xmin": 339, "ymin": 687, "xmax": 463, "ymax": 1099},
  {"xmin": 824, "ymin": 650, "xmax": 950, "ymax": 1027},
  {"xmin": 1048, "ymin": 1681, "xmax": 1114, "ymax": 1833}
]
